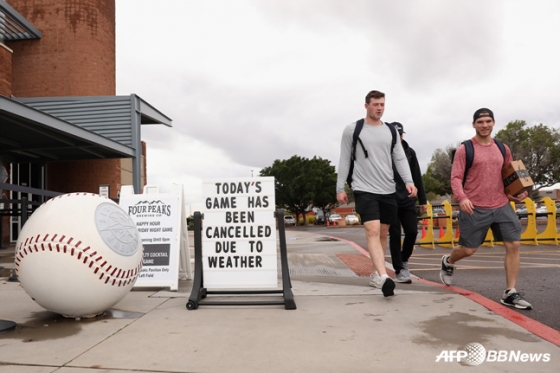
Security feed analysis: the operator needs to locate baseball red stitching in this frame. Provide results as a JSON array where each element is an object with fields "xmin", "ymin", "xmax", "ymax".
[{"xmin": 15, "ymin": 234, "xmax": 143, "ymax": 287}]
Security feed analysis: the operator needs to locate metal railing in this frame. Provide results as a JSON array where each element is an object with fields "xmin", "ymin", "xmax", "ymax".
[{"xmin": 0, "ymin": 183, "xmax": 63, "ymax": 247}]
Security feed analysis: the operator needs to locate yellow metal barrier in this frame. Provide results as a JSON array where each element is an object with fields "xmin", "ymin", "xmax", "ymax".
[
  {"xmin": 536, "ymin": 197, "xmax": 559, "ymax": 245},
  {"xmin": 416, "ymin": 198, "xmax": 559, "ymax": 248},
  {"xmin": 518, "ymin": 198, "xmax": 539, "ymax": 245},
  {"xmin": 435, "ymin": 201, "xmax": 456, "ymax": 248},
  {"xmin": 417, "ymin": 202, "xmax": 435, "ymax": 249}
]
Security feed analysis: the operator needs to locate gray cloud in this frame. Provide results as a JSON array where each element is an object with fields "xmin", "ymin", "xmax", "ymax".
[{"xmin": 116, "ymin": 0, "xmax": 560, "ymax": 203}]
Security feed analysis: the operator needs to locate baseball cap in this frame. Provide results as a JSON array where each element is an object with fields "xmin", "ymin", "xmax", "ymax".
[
  {"xmin": 391, "ymin": 122, "xmax": 405, "ymax": 134},
  {"xmin": 473, "ymin": 108, "xmax": 494, "ymax": 122}
]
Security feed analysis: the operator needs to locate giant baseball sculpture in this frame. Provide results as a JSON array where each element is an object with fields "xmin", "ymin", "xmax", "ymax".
[{"xmin": 15, "ymin": 193, "xmax": 143, "ymax": 318}]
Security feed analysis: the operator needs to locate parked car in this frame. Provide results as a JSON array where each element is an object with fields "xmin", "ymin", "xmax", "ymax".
[
  {"xmin": 328, "ymin": 213, "xmax": 342, "ymax": 223},
  {"xmin": 516, "ymin": 204, "xmax": 548, "ymax": 219},
  {"xmin": 556, "ymin": 202, "xmax": 560, "ymax": 218},
  {"xmin": 536, "ymin": 204, "xmax": 549, "ymax": 220},
  {"xmin": 515, "ymin": 205, "xmax": 528, "ymax": 219},
  {"xmin": 345, "ymin": 214, "xmax": 360, "ymax": 225},
  {"xmin": 432, "ymin": 206, "xmax": 445, "ymax": 215},
  {"xmin": 284, "ymin": 215, "xmax": 295, "ymax": 226}
]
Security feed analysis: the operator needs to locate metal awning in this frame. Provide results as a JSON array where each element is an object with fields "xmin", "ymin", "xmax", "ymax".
[
  {"xmin": 0, "ymin": 94, "xmax": 172, "ymax": 193},
  {"xmin": 0, "ymin": 0, "xmax": 42, "ymax": 41},
  {"xmin": 18, "ymin": 95, "xmax": 172, "ymax": 148},
  {"xmin": 0, "ymin": 95, "xmax": 134, "ymax": 163}
]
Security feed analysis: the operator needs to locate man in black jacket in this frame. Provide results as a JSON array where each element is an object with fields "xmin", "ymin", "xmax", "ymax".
[{"xmin": 388, "ymin": 122, "xmax": 427, "ymax": 283}]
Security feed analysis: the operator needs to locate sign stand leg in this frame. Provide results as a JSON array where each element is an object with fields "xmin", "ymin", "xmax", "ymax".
[
  {"xmin": 276, "ymin": 210, "xmax": 296, "ymax": 309},
  {"xmin": 186, "ymin": 210, "xmax": 296, "ymax": 310},
  {"xmin": 187, "ymin": 211, "xmax": 206, "ymax": 310}
]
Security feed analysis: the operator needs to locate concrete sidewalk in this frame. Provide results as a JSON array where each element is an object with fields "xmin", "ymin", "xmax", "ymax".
[{"xmin": 1, "ymin": 230, "xmax": 559, "ymax": 373}]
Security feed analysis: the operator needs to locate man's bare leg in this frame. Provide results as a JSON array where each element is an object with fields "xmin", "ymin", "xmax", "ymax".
[
  {"xmin": 448, "ymin": 245, "xmax": 477, "ymax": 264},
  {"xmin": 503, "ymin": 241, "xmax": 520, "ymax": 290},
  {"xmin": 364, "ymin": 220, "xmax": 388, "ymax": 275}
]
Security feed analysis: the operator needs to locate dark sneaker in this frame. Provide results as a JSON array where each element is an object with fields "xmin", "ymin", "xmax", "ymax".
[
  {"xmin": 439, "ymin": 255, "xmax": 454, "ymax": 286},
  {"xmin": 381, "ymin": 276, "xmax": 395, "ymax": 297},
  {"xmin": 501, "ymin": 289, "xmax": 532, "ymax": 310}
]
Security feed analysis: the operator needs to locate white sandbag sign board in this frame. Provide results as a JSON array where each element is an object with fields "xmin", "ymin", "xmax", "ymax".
[
  {"xmin": 202, "ymin": 177, "xmax": 277, "ymax": 289},
  {"xmin": 120, "ymin": 190, "xmax": 186, "ymax": 291}
]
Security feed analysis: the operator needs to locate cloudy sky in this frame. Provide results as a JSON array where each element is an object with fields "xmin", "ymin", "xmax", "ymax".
[{"xmin": 115, "ymin": 0, "xmax": 560, "ymax": 207}]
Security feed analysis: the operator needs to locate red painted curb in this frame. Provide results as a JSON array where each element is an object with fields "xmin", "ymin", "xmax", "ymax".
[
  {"xmin": 416, "ymin": 278, "xmax": 560, "ymax": 348},
  {"xmin": 321, "ymin": 233, "xmax": 560, "ymax": 348}
]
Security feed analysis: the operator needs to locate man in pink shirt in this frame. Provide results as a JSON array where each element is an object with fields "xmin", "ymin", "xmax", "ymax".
[{"xmin": 440, "ymin": 108, "xmax": 532, "ymax": 310}]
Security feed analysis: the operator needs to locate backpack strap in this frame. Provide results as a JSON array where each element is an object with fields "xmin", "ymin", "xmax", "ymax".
[
  {"xmin": 386, "ymin": 122, "xmax": 397, "ymax": 153},
  {"xmin": 346, "ymin": 119, "xmax": 365, "ymax": 188},
  {"xmin": 494, "ymin": 139, "xmax": 506, "ymax": 161},
  {"xmin": 352, "ymin": 119, "xmax": 367, "ymax": 161},
  {"xmin": 462, "ymin": 140, "xmax": 474, "ymax": 186},
  {"xmin": 346, "ymin": 119, "xmax": 397, "ymax": 188}
]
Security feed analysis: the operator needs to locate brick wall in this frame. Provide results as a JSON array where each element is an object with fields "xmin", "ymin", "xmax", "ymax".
[
  {"xmin": 0, "ymin": 43, "xmax": 12, "ymax": 97},
  {"xmin": 46, "ymin": 159, "xmax": 121, "ymax": 198},
  {"xmin": 46, "ymin": 140, "xmax": 147, "ymax": 199},
  {"xmin": 8, "ymin": 0, "xmax": 115, "ymax": 97},
  {"xmin": 1, "ymin": 1, "xmax": 149, "ymax": 245},
  {"xmin": 8, "ymin": 0, "xmax": 126, "ymax": 200}
]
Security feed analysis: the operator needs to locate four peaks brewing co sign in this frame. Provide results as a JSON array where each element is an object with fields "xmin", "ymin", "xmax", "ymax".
[
  {"xmin": 119, "ymin": 185, "xmax": 191, "ymax": 291},
  {"xmin": 202, "ymin": 177, "xmax": 277, "ymax": 288}
]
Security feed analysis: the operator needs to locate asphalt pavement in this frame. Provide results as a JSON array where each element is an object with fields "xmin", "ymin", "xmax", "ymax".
[{"xmin": 0, "ymin": 228, "xmax": 559, "ymax": 373}]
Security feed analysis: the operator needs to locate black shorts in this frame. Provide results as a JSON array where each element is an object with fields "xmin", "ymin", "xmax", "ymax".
[{"xmin": 354, "ymin": 191, "xmax": 397, "ymax": 225}]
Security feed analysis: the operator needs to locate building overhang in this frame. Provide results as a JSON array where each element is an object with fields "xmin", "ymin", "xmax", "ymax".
[
  {"xmin": 0, "ymin": 95, "xmax": 135, "ymax": 163},
  {"xmin": 0, "ymin": 1, "xmax": 42, "ymax": 41}
]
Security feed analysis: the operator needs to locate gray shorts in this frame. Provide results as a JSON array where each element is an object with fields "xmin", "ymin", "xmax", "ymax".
[{"xmin": 457, "ymin": 204, "xmax": 522, "ymax": 248}]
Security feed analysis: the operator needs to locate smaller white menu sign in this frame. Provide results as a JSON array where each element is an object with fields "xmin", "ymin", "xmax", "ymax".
[{"xmin": 120, "ymin": 187, "xmax": 189, "ymax": 291}]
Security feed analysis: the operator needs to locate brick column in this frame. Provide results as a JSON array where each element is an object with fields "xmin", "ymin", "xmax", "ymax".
[
  {"xmin": 8, "ymin": 0, "xmax": 116, "ymax": 97},
  {"xmin": 0, "ymin": 43, "xmax": 12, "ymax": 97}
]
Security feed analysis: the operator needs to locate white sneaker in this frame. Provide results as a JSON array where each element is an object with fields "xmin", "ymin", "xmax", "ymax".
[
  {"xmin": 439, "ymin": 255, "xmax": 455, "ymax": 286},
  {"xmin": 369, "ymin": 271, "xmax": 382, "ymax": 288},
  {"xmin": 501, "ymin": 288, "xmax": 532, "ymax": 310}
]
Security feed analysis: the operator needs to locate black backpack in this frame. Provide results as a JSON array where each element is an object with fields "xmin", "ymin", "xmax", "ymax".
[
  {"xmin": 451, "ymin": 139, "xmax": 506, "ymax": 186},
  {"xmin": 346, "ymin": 119, "xmax": 397, "ymax": 188}
]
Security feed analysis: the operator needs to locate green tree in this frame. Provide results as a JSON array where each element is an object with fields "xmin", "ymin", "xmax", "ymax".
[
  {"xmin": 495, "ymin": 121, "xmax": 560, "ymax": 189},
  {"xmin": 260, "ymin": 155, "xmax": 337, "ymax": 225},
  {"xmin": 307, "ymin": 157, "xmax": 338, "ymax": 222},
  {"xmin": 422, "ymin": 145, "xmax": 456, "ymax": 196}
]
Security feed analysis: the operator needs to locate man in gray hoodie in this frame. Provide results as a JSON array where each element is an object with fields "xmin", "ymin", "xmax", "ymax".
[{"xmin": 336, "ymin": 90, "xmax": 417, "ymax": 297}]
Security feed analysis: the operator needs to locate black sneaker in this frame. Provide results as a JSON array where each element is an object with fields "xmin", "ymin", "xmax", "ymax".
[
  {"xmin": 501, "ymin": 289, "xmax": 532, "ymax": 310},
  {"xmin": 439, "ymin": 255, "xmax": 454, "ymax": 286},
  {"xmin": 381, "ymin": 276, "xmax": 395, "ymax": 297}
]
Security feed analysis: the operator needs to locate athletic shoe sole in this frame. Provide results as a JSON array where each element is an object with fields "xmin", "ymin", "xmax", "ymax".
[
  {"xmin": 500, "ymin": 299, "xmax": 532, "ymax": 310},
  {"xmin": 395, "ymin": 277, "xmax": 412, "ymax": 284},
  {"xmin": 439, "ymin": 255, "xmax": 454, "ymax": 286},
  {"xmin": 381, "ymin": 278, "xmax": 395, "ymax": 297}
]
